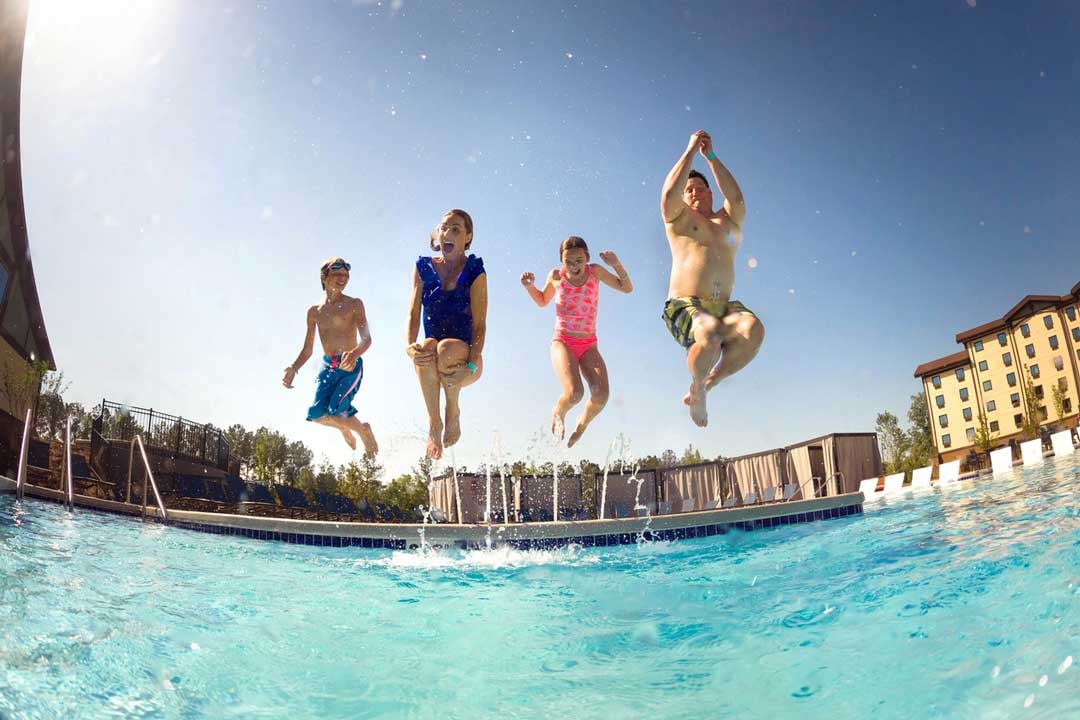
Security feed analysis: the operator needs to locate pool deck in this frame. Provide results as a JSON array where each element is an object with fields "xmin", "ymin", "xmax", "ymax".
[{"xmin": 1, "ymin": 475, "xmax": 863, "ymax": 549}]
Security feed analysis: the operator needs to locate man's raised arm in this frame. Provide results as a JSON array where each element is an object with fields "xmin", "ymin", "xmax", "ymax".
[
  {"xmin": 700, "ymin": 134, "xmax": 746, "ymax": 229},
  {"xmin": 661, "ymin": 130, "xmax": 708, "ymax": 223}
]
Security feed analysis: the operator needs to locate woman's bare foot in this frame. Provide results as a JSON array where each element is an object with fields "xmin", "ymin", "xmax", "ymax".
[
  {"xmin": 427, "ymin": 420, "xmax": 444, "ymax": 460},
  {"xmin": 567, "ymin": 422, "xmax": 587, "ymax": 448},
  {"xmin": 356, "ymin": 422, "xmax": 379, "ymax": 458},
  {"xmin": 443, "ymin": 407, "xmax": 461, "ymax": 448},
  {"xmin": 685, "ymin": 381, "xmax": 708, "ymax": 427}
]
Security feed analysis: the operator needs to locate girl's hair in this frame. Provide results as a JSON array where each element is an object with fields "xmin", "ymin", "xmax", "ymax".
[
  {"xmin": 429, "ymin": 209, "xmax": 474, "ymax": 252},
  {"xmin": 560, "ymin": 235, "xmax": 589, "ymax": 260}
]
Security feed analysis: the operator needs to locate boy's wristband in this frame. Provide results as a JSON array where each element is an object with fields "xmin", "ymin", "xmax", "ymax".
[
  {"xmin": 706, "ymin": 151, "xmax": 717, "ymax": 160},
  {"xmin": 466, "ymin": 361, "xmax": 478, "ymax": 374}
]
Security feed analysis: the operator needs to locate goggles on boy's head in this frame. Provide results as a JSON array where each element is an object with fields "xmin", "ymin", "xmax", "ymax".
[{"xmin": 328, "ymin": 260, "xmax": 351, "ymax": 272}]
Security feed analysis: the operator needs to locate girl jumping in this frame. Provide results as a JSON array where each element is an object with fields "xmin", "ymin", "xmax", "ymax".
[{"xmin": 520, "ymin": 237, "xmax": 632, "ymax": 448}]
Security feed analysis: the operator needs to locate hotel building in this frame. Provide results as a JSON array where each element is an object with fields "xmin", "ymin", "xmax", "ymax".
[{"xmin": 914, "ymin": 284, "xmax": 1080, "ymax": 463}]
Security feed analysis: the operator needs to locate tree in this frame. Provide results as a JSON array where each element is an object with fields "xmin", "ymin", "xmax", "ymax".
[
  {"xmin": 875, "ymin": 411, "xmax": 906, "ymax": 469},
  {"xmin": 1020, "ymin": 365, "xmax": 1042, "ymax": 440},
  {"xmin": 33, "ymin": 370, "xmax": 71, "ymax": 441},
  {"xmin": 381, "ymin": 474, "xmax": 428, "ymax": 516},
  {"xmin": 905, "ymin": 393, "xmax": 933, "ymax": 469},
  {"xmin": 680, "ymin": 444, "xmax": 704, "ymax": 465},
  {"xmin": 660, "ymin": 449, "xmax": 678, "ymax": 468},
  {"xmin": 252, "ymin": 427, "xmax": 288, "ymax": 483},
  {"xmin": 0, "ymin": 358, "xmax": 48, "ymax": 422},
  {"xmin": 636, "ymin": 455, "xmax": 662, "ymax": 470},
  {"xmin": 338, "ymin": 455, "xmax": 384, "ymax": 503},
  {"xmin": 1052, "ymin": 380, "xmax": 1067, "ymax": 425},
  {"xmin": 973, "ymin": 411, "xmax": 995, "ymax": 457}
]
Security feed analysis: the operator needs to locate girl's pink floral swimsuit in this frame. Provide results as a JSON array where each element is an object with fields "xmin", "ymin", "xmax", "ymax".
[{"xmin": 553, "ymin": 265, "xmax": 599, "ymax": 360}]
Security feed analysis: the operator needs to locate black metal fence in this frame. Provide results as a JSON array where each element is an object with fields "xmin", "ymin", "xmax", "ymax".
[{"xmin": 92, "ymin": 400, "xmax": 231, "ymax": 471}]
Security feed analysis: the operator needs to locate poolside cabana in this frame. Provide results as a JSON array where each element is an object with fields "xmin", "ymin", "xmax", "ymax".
[
  {"xmin": 597, "ymin": 469, "xmax": 658, "ymax": 517},
  {"xmin": 726, "ymin": 448, "xmax": 788, "ymax": 502},
  {"xmin": 660, "ymin": 462, "xmax": 728, "ymax": 510},
  {"xmin": 785, "ymin": 433, "xmax": 882, "ymax": 497}
]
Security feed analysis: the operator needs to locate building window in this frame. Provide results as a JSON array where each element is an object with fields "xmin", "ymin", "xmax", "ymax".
[
  {"xmin": 1068, "ymin": 306, "xmax": 1077, "ymax": 322},
  {"xmin": 1002, "ymin": 352, "xmax": 1012, "ymax": 367},
  {"xmin": 986, "ymin": 400, "xmax": 996, "ymax": 412},
  {"xmin": 1010, "ymin": 392, "xmax": 1020, "ymax": 408},
  {"xmin": 1025, "ymin": 343, "xmax": 1036, "ymax": 358},
  {"xmin": 1059, "ymin": 377, "xmax": 1069, "ymax": 392},
  {"xmin": 1044, "ymin": 315, "xmax": 1054, "ymax": 330},
  {"xmin": 974, "ymin": 340, "xmax": 984, "ymax": 352},
  {"xmin": 1039, "ymin": 406, "xmax": 1048, "ymax": 421},
  {"xmin": 936, "ymin": 395, "xmax": 945, "ymax": 408},
  {"xmin": 966, "ymin": 427, "xmax": 976, "ymax": 441},
  {"xmin": 1054, "ymin": 355, "xmax": 1064, "ymax": 372},
  {"xmin": 1007, "ymin": 372, "xmax": 1017, "ymax": 387},
  {"xmin": 983, "ymin": 380, "xmax": 993, "ymax": 391},
  {"xmin": 990, "ymin": 420, "xmax": 1000, "ymax": 432},
  {"xmin": 939, "ymin": 414, "xmax": 948, "ymax": 428},
  {"xmin": 942, "ymin": 433, "xmax": 951, "ymax": 448},
  {"xmin": 1066, "ymin": 399, "xmax": 1074, "ymax": 414},
  {"xmin": 998, "ymin": 332, "xmax": 1008, "ymax": 346},
  {"xmin": 932, "ymin": 375, "xmax": 941, "ymax": 389},
  {"xmin": 1034, "ymin": 385, "xmax": 1044, "ymax": 400},
  {"xmin": 1073, "ymin": 327, "xmax": 1080, "ymax": 342},
  {"xmin": 1021, "ymin": 323, "xmax": 1031, "ymax": 338},
  {"xmin": 955, "ymin": 368, "xmax": 965, "ymax": 381},
  {"xmin": 978, "ymin": 359, "xmax": 989, "ymax": 372},
  {"xmin": 1014, "ymin": 413, "xmax": 1023, "ymax": 428},
  {"xmin": 1049, "ymin": 335, "xmax": 1059, "ymax": 350},
  {"xmin": 959, "ymin": 387, "xmax": 969, "ymax": 401},
  {"xmin": 963, "ymin": 407, "xmax": 973, "ymax": 421},
  {"xmin": 1031, "ymin": 364, "xmax": 1040, "ymax": 379}
]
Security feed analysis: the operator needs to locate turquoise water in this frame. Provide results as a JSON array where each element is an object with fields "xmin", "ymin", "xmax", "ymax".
[{"xmin": 2, "ymin": 457, "xmax": 1078, "ymax": 719}]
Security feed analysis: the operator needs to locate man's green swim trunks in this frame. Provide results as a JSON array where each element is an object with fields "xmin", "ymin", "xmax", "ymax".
[{"xmin": 661, "ymin": 296, "xmax": 756, "ymax": 349}]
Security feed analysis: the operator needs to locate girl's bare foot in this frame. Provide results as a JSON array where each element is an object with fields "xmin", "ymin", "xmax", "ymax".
[
  {"xmin": 443, "ymin": 406, "xmax": 461, "ymax": 448},
  {"xmin": 357, "ymin": 422, "xmax": 379, "ymax": 458},
  {"xmin": 551, "ymin": 410, "xmax": 566, "ymax": 441},
  {"xmin": 427, "ymin": 420, "xmax": 444, "ymax": 460},
  {"xmin": 567, "ymin": 422, "xmax": 587, "ymax": 448}
]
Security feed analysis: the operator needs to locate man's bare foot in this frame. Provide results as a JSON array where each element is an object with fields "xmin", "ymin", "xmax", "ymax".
[
  {"xmin": 357, "ymin": 422, "xmax": 379, "ymax": 458},
  {"xmin": 338, "ymin": 427, "xmax": 357, "ymax": 451},
  {"xmin": 427, "ymin": 421, "xmax": 444, "ymax": 460},
  {"xmin": 686, "ymin": 382, "xmax": 708, "ymax": 427},
  {"xmin": 551, "ymin": 411, "xmax": 566, "ymax": 441},
  {"xmin": 567, "ymin": 423, "xmax": 587, "ymax": 448},
  {"xmin": 443, "ymin": 407, "xmax": 461, "ymax": 448}
]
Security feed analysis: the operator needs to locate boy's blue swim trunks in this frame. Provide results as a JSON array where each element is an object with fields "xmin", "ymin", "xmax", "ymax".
[{"xmin": 306, "ymin": 355, "xmax": 363, "ymax": 421}]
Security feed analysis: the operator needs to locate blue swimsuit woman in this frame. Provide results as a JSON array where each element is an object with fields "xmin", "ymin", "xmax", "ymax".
[{"xmin": 406, "ymin": 209, "xmax": 488, "ymax": 460}]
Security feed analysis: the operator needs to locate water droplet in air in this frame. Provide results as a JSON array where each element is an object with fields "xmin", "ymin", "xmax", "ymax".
[
  {"xmin": 1038, "ymin": 675, "xmax": 1047, "ymax": 687},
  {"xmin": 851, "ymin": 250, "xmax": 857, "ymax": 257},
  {"xmin": 747, "ymin": 257, "xmax": 758, "ymax": 269},
  {"xmin": 1059, "ymin": 656, "xmax": 1072, "ymax": 674},
  {"xmin": 788, "ymin": 288, "xmax": 796, "ymax": 295},
  {"xmin": 565, "ymin": 52, "xmax": 573, "ymax": 59},
  {"xmin": 991, "ymin": 665, "xmax": 1000, "ymax": 678},
  {"xmin": 420, "ymin": 53, "xmax": 428, "ymax": 60},
  {"xmin": 1024, "ymin": 694, "xmax": 1034, "ymax": 708},
  {"xmin": 685, "ymin": 105, "xmax": 691, "ymax": 112}
]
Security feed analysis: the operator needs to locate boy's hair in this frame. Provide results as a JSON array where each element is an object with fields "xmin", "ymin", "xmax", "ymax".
[
  {"xmin": 687, "ymin": 170, "xmax": 710, "ymax": 189},
  {"xmin": 320, "ymin": 256, "xmax": 349, "ymax": 290},
  {"xmin": 560, "ymin": 235, "xmax": 589, "ymax": 260},
  {"xmin": 429, "ymin": 208, "xmax": 474, "ymax": 252}
]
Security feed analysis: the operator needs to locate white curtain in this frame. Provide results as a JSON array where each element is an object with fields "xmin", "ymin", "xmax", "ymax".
[
  {"xmin": 822, "ymin": 436, "xmax": 838, "ymax": 496},
  {"xmin": 785, "ymin": 446, "xmax": 812, "ymax": 500},
  {"xmin": 728, "ymin": 450, "xmax": 784, "ymax": 498}
]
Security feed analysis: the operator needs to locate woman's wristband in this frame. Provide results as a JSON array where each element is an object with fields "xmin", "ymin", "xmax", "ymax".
[{"xmin": 706, "ymin": 151, "xmax": 717, "ymax": 160}]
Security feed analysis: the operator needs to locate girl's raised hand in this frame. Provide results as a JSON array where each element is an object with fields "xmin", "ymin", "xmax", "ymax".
[
  {"xmin": 599, "ymin": 251, "xmax": 620, "ymax": 266},
  {"xmin": 520, "ymin": 271, "xmax": 535, "ymax": 287}
]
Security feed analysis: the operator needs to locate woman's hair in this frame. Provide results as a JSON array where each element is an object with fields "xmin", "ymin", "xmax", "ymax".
[
  {"xmin": 560, "ymin": 235, "xmax": 589, "ymax": 260},
  {"xmin": 430, "ymin": 209, "xmax": 474, "ymax": 252}
]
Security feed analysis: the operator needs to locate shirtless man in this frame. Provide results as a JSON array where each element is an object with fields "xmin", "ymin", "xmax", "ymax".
[
  {"xmin": 283, "ymin": 257, "xmax": 378, "ymax": 457},
  {"xmin": 660, "ymin": 130, "xmax": 764, "ymax": 427}
]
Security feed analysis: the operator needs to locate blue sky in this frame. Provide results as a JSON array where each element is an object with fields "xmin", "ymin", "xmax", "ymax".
[{"xmin": 19, "ymin": 0, "xmax": 1080, "ymax": 476}]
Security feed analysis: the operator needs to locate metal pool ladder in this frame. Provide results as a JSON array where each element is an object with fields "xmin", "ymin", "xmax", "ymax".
[{"xmin": 126, "ymin": 435, "xmax": 169, "ymax": 523}]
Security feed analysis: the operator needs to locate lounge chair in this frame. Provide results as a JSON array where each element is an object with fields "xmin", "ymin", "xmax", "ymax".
[
  {"xmin": 429, "ymin": 506, "xmax": 448, "ymax": 523},
  {"xmin": 69, "ymin": 453, "xmax": 115, "ymax": 499},
  {"xmin": 314, "ymin": 492, "xmax": 360, "ymax": 521},
  {"xmin": 1020, "ymin": 439, "xmax": 1043, "ymax": 467},
  {"xmin": 743, "ymin": 491, "xmax": 759, "ymax": 505},
  {"xmin": 679, "ymin": 498, "xmax": 696, "ymax": 513},
  {"xmin": 937, "ymin": 460, "xmax": 960, "ymax": 484},
  {"xmin": 761, "ymin": 487, "xmax": 777, "ymax": 503},
  {"xmin": 657, "ymin": 501, "xmax": 673, "ymax": 515},
  {"xmin": 239, "ymin": 482, "xmax": 278, "ymax": 516},
  {"xmin": 274, "ymin": 485, "xmax": 317, "ymax": 519},
  {"xmin": 989, "ymin": 447, "xmax": 1013, "ymax": 475},
  {"xmin": 722, "ymin": 497, "xmax": 739, "ymax": 508},
  {"xmin": 703, "ymin": 499, "xmax": 721, "ymax": 510},
  {"xmin": 1050, "ymin": 430, "xmax": 1075, "ymax": 458},
  {"xmin": 858, "ymin": 478, "xmax": 881, "ymax": 500},
  {"xmin": 781, "ymin": 483, "xmax": 798, "ymax": 501},
  {"xmin": 910, "ymin": 467, "xmax": 932, "ymax": 489},
  {"xmin": 373, "ymin": 502, "xmax": 396, "ymax": 522},
  {"xmin": 883, "ymin": 472, "xmax": 906, "ymax": 493}
]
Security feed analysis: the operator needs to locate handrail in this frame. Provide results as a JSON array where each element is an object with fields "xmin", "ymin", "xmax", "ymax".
[
  {"xmin": 15, "ymin": 408, "xmax": 31, "ymax": 501},
  {"xmin": 63, "ymin": 417, "xmax": 75, "ymax": 512},
  {"xmin": 831, "ymin": 471, "xmax": 846, "ymax": 494},
  {"xmin": 127, "ymin": 435, "xmax": 168, "ymax": 523}
]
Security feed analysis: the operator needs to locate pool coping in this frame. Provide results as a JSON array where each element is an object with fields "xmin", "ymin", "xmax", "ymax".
[{"xmin": 1, "ymin": 475, "xmax": 863, "ymax": 550}]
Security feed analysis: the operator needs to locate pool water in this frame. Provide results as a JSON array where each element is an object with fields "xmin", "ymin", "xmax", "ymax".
[{"xmin": 2, "ymin": 456, "xmax": 1078, "ymax": 719}]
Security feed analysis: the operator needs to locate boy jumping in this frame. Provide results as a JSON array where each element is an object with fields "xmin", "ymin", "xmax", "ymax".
[{"xmin": 283, "ymin": 257, "xmax": 378, "ymax": 457}]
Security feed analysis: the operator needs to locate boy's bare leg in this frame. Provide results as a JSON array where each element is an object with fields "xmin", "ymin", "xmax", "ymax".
[
  {"xmin": 437, "ymin": 339, "xmax": 481, "ymax": 448},
  {"xmin": 413, "ymin": 338, "xmax": 444, "ymax": 459},
  {"xmin": 342, "ymin": 415, "xmax": 378, "ymax": 458},
  {"xmin": 313, "ymin": 415, "xmax": 356, "ymax": 450},
  {"xmin": 550, "ymin": 340, "xmax": 584, "ymax": 441},
  {"xmin": 568, "ymin": 347, "xmax": 608, "ymax": 448},
  {"xmin": 704, "ymin": 313, "xmax": 765, "ymax": 391},
  {"xmin": 683, "ymin": 314, "xmax": 724, "ymax": 427}
]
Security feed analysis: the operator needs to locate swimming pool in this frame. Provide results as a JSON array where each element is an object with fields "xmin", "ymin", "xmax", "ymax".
[{"xmin": 2, "ymin": 456, "xmax": 1077, "ymax": 719}]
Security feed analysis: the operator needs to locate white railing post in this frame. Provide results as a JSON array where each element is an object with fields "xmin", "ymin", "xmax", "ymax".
[
  {"xmin": 64, "ymin": 417, "xmax": 75, "ymax": 511},
  {"xmin": 15, "ymin": 408, "xmax": 31, "ymax": 501}
]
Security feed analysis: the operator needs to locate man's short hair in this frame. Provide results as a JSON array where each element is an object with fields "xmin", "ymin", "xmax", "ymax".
[{"xmin": 687, "ymin": 170, "xmax": 710, "ymax": 189}]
